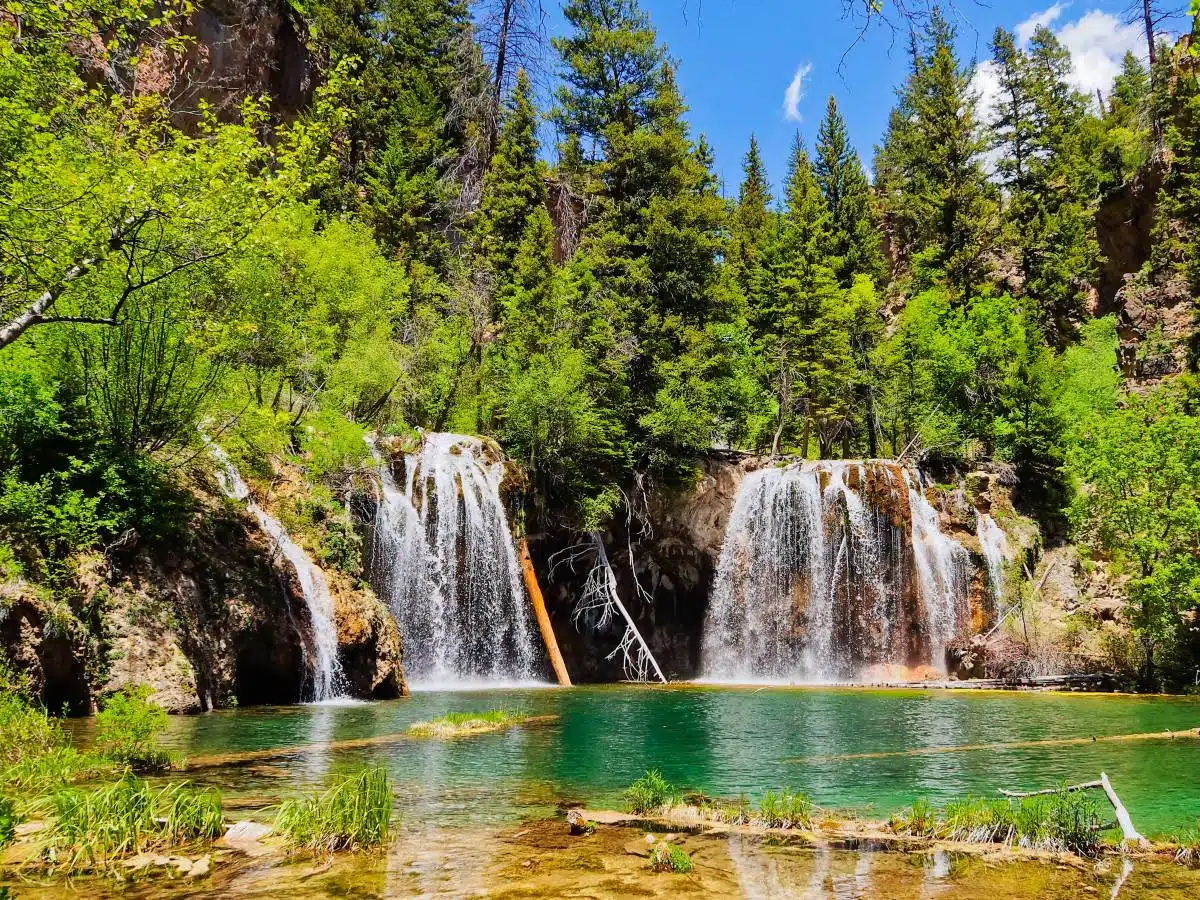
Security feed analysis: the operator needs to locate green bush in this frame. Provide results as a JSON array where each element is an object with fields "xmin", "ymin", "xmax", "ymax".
[
  {"xmin": 756, "ymin": 789, "xmax": 814, "ymax": 829},
  {"xmin": 649, "ymin": 842, "xmax": 693, "ymax": 873},
  {"xmin": 95, "ymin": 685, "xmax": 175, "ymax": 772},
  {"xmin": 623, "ymin": 770, "xmax": 677, "ymax": 815},
  {"xmin": 43, "ymin": 775, "xmax": 223, "ymax": 873},
  {"xmin": 275, "ymin": 767, "xmax": 393, "ymax": 853}
]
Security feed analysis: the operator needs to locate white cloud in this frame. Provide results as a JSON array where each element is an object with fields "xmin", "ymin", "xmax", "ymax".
[
  {"xmin": 1016, "ymin": 2, "xmax": 1068, "ymax": 47},
  {"xmin": 783, "ymin": 62, "xmax": 813, "ymax": 122},
  {"xmin": 973, "ymin": 5, "xmax": 1148, "ymax": 129},
  {"xmin": 1057, "ymin": 10, "xmax": 1147, "ymax": 100}
]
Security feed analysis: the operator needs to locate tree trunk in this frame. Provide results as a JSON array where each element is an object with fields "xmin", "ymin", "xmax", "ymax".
[{"xmin": 517, "ymin": 537, "xmax": 571, "ymax": 686}]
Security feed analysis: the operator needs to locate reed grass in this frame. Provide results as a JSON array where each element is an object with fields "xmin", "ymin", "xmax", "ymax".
[
  {"xmin": 406, "ymin": 710, "xmax": 531, "ymax": 737},
  {"xmin": 623, "ymin": 770, "xmax": 678, "ymax": 815},
  {"xmin": 39, "ymin": 774, "xmax": 223, "ymax": 873},
  {"xmin": 1173, "ymin": 826, "xmax": 1200, "ymax": 866},
  {"xmin": 887, "ymin": 790, "xmax": 1104, "ymax": 856},
  {"xmin": 755, "ymin": 789, "xmax": 815, "ymax": 829},
  {"xmin": 274, "ymin": 767, "xmax": 393, "ymax": 853}
]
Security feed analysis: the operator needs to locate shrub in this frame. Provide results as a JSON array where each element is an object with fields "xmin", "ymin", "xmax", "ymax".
[
  {"xmin": 43, "ymin": 775, "xmax": 222, "ymax": 873},
  {"xmin": 649, "ymin": 842, "xmax": 693, "ymax": 873},
  {"xmin": 623, "ymin": 770, "xmax": 677, "ymax": 815},
  {"xmin": 275, "ymin": 767, "xmax": 392, "ymax": 854},
  {"xmin": 755, "ymin": 789, "xmax": 815, "ymax": 829},
  {"xmin": 95, "ymin": 685, "xmax": 175, "ymax": 772}
]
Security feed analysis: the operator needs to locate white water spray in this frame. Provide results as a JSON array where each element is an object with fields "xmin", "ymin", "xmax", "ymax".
[
  {"xmin": 369, "ymin": 433, "xmax": 539, "ymax": 686},
  {"xmin": 206, "ymin": 440, "xmax": 346, "ymax": 702},
  {"xmin": 701, "ymin": 461, "xmax": 970, "ymax": 682},
  {"xmin": 976, "ymin": 509, "xmax": 1010, "ymax": 606}
]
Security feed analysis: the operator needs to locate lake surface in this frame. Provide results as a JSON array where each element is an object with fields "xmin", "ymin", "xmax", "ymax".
[{"xmin": 148, "ymin": 684, "xmax": 1200, "ymax": 836}]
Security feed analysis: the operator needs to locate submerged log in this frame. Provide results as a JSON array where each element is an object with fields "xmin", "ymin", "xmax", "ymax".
[{"xmin": 518, "ymin": 537, "xmax": 572, "ymax": 686}]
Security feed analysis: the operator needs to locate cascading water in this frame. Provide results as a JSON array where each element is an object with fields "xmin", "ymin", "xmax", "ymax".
[
  {"xmin": 206, "ymin": 441, "xmax": 346, "ymax": 702},
  {"xmin": 700, "ymin": 460, "xmax": 970, "ymax": 683},
  {"xmin": 368, "ymin": 433, "xmax": 539, "ymax": 686},
  {"xmin": 976, "ymin": 509, "xmax": 1010, "ymax": 605}
]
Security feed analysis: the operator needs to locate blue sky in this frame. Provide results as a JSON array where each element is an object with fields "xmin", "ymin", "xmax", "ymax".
[{"xmin": 535, "ymin": 1, "xmax": 1186, "ymax": 199}]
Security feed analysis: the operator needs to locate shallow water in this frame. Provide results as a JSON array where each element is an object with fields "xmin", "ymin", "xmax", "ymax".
[{"xmin": 118, "ymin": 684, "xmax": 1200, "ymax": 835}]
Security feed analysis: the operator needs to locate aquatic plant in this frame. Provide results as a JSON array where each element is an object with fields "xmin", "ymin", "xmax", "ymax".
[
  {"xmin": 755, "ymin": 789, "xmax": 815, "ymax": 829},
  {"xmin": 0, "ymin": 683, "xmax": 114, "ymax": 794},
  {"xmin": 623, "ymin": 770, "xmax": 678, "ymax": 815},
  {"xmin": 275, "ymin": 767, "xmax": 393, "ymax": 853},
  {"xmin": 887, "ymin": 790, "xmax": 1104, "ymax": 856},
  {"xmin": 1174, "ymin": 825, "xmax": 1200, "ymax": 866},
  {"xmin": 95, "ymin": 685, "xmax": 177, "ymax": 773},
  {"xmin": 686, "ymin": 791, "xmax": 752, "ymax": 825},
  {"xmin": 41, "ymin": 775, "xmax": 223, "ymax": 873},
  {"xmin": 888, "ymin": 797, "xmax": 938, "ymax": 837},
  {"xmin": 649, "ymin": 842, "xmax": 693, "ymax": 873},
  {"xmin": 406, "ymin": 710, "xmax": 533, "ymax": 737}
]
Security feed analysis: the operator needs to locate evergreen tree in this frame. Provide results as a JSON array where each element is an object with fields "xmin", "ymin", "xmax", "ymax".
[
  {"xmin": 730, "ymin": 135, "xmax": 773, "ymax": 310},
  {"xmin": 991, "ymin": 25, "xmax": 1100, "ymax": 342},
  {"xmin": 475, "ymin": 69, "xmax": 547, "ymax": 305},
  {"xmin": 814, "ymin": 96, "xmax": 884, "ymax": 287},
  {"xmin": 874, "ymin": 9, "xmax": 995, "ymax": 301},
  {"xmin": 761, "ymin": 137, "xmax": 854, "ymax": 457}
]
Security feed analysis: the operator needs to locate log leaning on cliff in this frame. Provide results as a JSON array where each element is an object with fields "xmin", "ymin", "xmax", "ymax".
[{"xmin": 518, "ymin": 537, "xmax": 572, "ymax": 686}]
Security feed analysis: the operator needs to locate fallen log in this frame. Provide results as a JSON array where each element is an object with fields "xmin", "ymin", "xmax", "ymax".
[{"xmin": 517, "ymin": 537, "xmax": 572, "ymax": 686}]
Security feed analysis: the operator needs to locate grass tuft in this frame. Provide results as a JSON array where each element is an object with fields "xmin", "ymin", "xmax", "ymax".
[
  {"xmin": 1173, "ymin": 825, "xmax": 1200, "ymax": 867},
  {"xmin": 39, "ymin": 774, "xmax": 222, "ymax": 873},
  {"xmin": 275, "ymin": 767, "xmax": 392, "ymax": 854},
  {"xmin": 406, "ymin": 710, "xmax": 531, "ymax": 737},
  {"xmin": 0, "ymin": 795, "xmax": 15, "ymax": 848},
  {"xmin": 649, "ymin": 842, "xmax": 693, "ymax": 873},
  {"xmin": 755, "ymin": 789, "xmax": 815, "ymax": 829},
  {"xmin": 623, "ymin": 770, "xmax": 678, "ymax": 815},
  {"xmin": 887, "ymin": 789, "xmax": 1104, "ymax": 856}
]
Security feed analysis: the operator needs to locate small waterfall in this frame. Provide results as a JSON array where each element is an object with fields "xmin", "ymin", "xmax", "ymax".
[
  {"xmin": 206, "ymin": 441, "xmax": 346, "ymax": 702},
  {"xmin": 700, "ymin": 460, "xmax": 970, "ymax": 682},
  {"xmin": 905, "ymin": 471, "xmax": 972, "ymax": 663},
  {"xmin": 368, "ymin": 433, "xmax": 539, "ymax": 686},
  {"xmin": 976, "ymin": 510, "xmax": 1010, "ymax": 605}
]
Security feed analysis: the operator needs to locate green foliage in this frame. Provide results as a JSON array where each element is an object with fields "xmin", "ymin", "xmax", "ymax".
[
  {"xmin": 95, "ymin": 685, "xmax": 175, "ymax": 773},
  {"xmin": 1175, "ymin": 824, "xmax": 1200, "ymax": 866},
  {"xmin": 815, "ymin": 96, "xmax": 884, "ymax": 287},
  {"xmin": 1067, "ymin": 382, "xmax": 1200, "ymax": 687},
  {"xmin": 275, "ymin": 767, "xmax": 393, "ymax": 853},
  {"xmin": 755, "ymin": 789, "xmax": 815, "ymax": 829},
  {"xmin": 42, "ymin": 775, "xmax": 223, "ymax": 873},
  {"xmin": 623, "ymin": 770, "xmax": 678, "ymax": 815},
  {"xmin": 0, "ymin": 794, "xmax": 15, "ymax": 848},
  {"xmin": 649, "ymin": 841, "xmax": 693, "ymax": 873}
]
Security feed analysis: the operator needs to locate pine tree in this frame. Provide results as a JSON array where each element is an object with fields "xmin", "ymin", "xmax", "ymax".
[
  {"xmin": 991, "ymin": 25, "xmax": 1099, "ymax": 342},
  {"xmin": 814, "ymin": 96, "xmax": 884, "ymax": 287},
  {"xmin": 875, "ymin": 8, "xmax": 995, "ymax": 301},
  {"xmin": 762, "ymin": 137, "xmax": 854, "ymax": 457},
  {"xmin": 475, "ymin": 69, "xmax": 547, "ymax": 304},
  {"xmin": 730, "ymin": 135, "xmax": 773, "ymax": 312}
]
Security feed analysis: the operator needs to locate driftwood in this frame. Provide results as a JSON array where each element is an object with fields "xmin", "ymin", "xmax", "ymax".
[
  {"xmin": 999, "ymin": 772, "xmax": 1148, "ymax": 848},
  {"xmin": 517, "ymin": 537, "xmax": 572, "ymax": 686}
]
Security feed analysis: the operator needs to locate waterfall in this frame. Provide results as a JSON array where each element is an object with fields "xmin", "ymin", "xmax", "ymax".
[
  {"xmin": 368, "ymin": 433, "xmax": 539, "ymax": 686},
  {"xmin": 976, "ymin": 510, "xmax": 1010, "ymax": 605},
  {"xmin": 700, "ymin": 460, "xmax": 970, "ymax": 683},
  {"xmin": 206, "ymin": 441, "xmax": 346, "ymax": 702}
]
